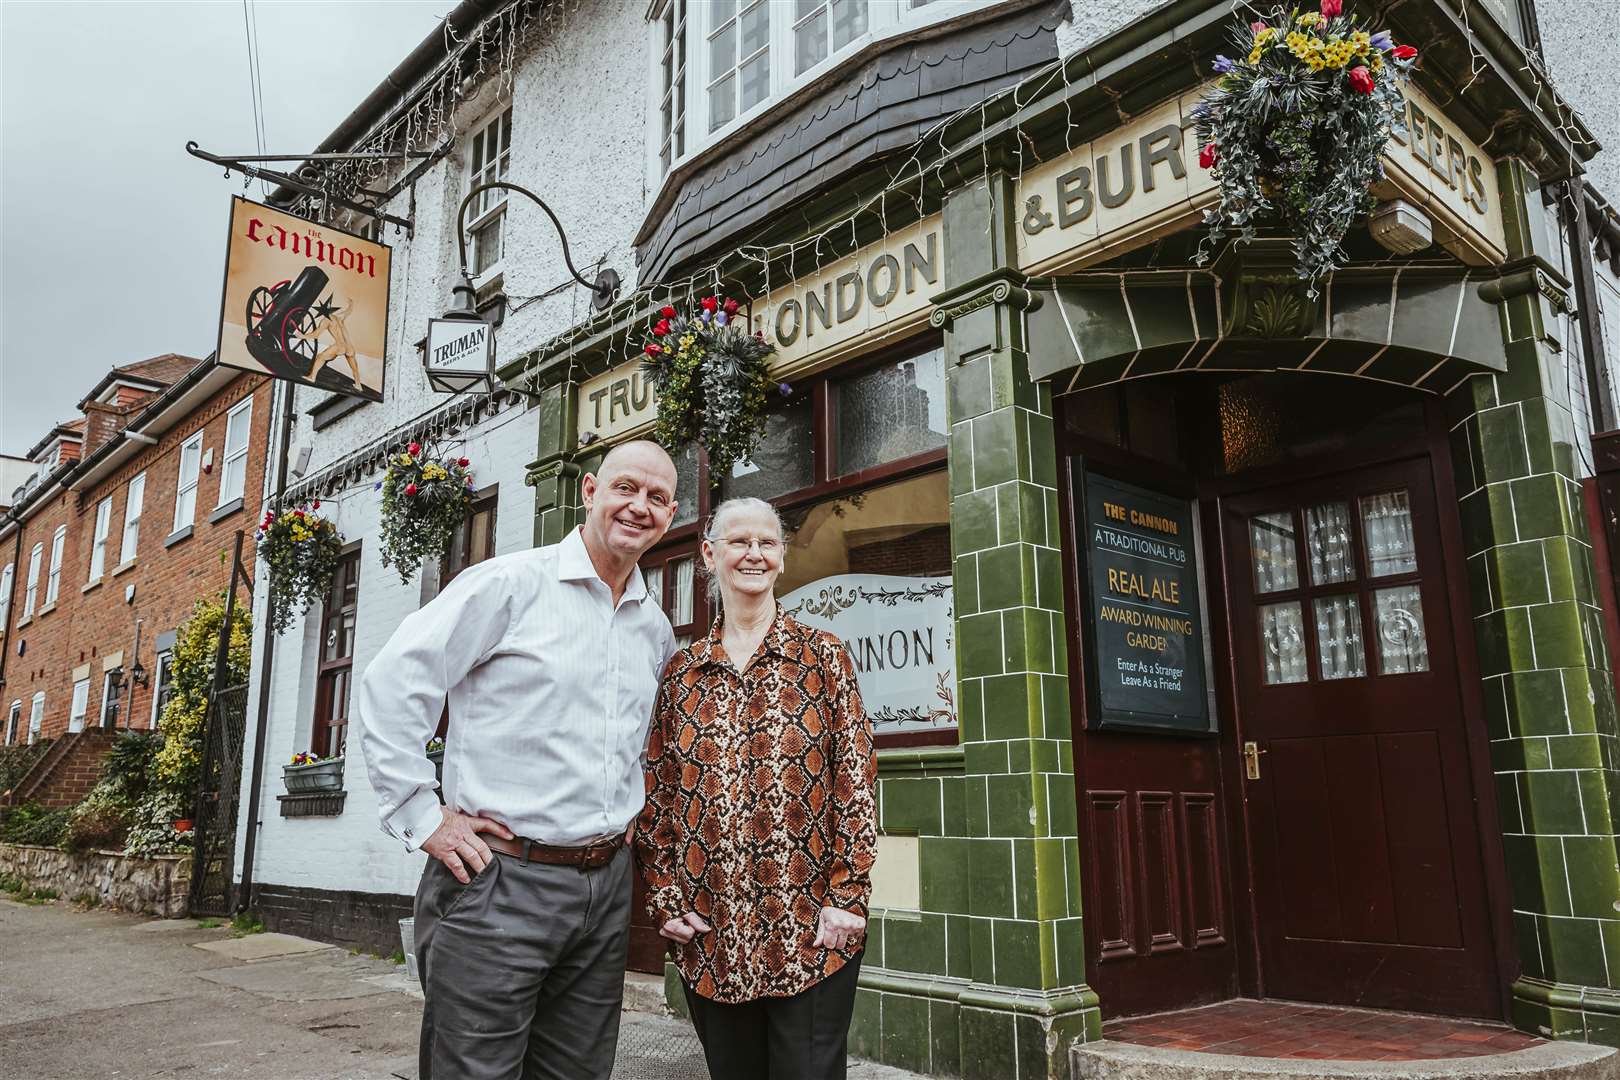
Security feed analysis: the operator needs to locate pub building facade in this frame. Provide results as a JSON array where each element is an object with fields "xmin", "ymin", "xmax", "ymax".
[
  {"xmin": 498, "ymin": 2, "xmax": 1619, "ymax": 1076},
  {"xmin": 226, "ymin": 0, "xmax": 1620, "ymax": 1076}
]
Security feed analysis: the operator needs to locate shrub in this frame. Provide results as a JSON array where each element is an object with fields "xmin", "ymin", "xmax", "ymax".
[
  {"xmin": 0, "ymin": 740, "xmax": 52, "ymax": 799},
  {"xmin": 64, "ymin": 799, "xmax": 132, "ymax": 854},
  {"xmin": 102, "ymin": 730, "xmax": 162, "ymax": 806},
  {"xmin": 122, "ymin": 789, "xmax": 191, "ymax": 859},
  {"xmin": 154, "ymin": 594, "xmax": 252, "ymax": 797},
  {"xmin": 0, "ymin": 801, "xmax": 71, "ymax": 847}
]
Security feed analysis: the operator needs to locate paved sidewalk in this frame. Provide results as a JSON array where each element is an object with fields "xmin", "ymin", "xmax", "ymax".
[{"xmin": 0, "ymin": 895, "xmax": 924, "ymax": 1079}]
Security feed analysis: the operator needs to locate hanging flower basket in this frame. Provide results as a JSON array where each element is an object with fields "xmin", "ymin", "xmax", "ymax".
[
  {"xmin": 1193, "ymin": 0, "xmax": 1419, "ymax": 287},
  {"xmin": 639, "ymin": 296, "xmax": 781, "ymax": 477},
  {"xmin": 257, "ymin": 504, "xmax": 344, "ymax": 636},
  {"xmin": 379, "ymin": 443, "xmax": 474, "ymax": 583}
]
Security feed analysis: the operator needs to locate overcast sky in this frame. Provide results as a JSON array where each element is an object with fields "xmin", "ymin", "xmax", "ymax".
[{"xmin": 0, "ymin": 0, "xmax": 453, "ymax": 457}]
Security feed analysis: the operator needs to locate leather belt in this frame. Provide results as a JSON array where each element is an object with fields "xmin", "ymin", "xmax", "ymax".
[{"xmin": 484, "ymin": 832, "xmax": 623, "ymax": 869}]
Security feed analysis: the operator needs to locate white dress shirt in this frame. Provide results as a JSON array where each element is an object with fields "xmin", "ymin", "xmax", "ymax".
[{"xmin": 357, "ymin": 527, "xmax": 676, "ymax": 851}]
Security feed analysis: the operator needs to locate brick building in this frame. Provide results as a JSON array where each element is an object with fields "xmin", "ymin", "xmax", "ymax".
[{"xmin": 0, "ymin": 355, "xmax": 272, "ymax": 804}]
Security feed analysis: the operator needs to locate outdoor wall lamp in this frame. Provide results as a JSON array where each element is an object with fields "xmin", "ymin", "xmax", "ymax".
[
  {"xmin": 131, "ymin": 659, "xmax": 149, "ymax": 688},
  {"xmin": 427, "ymin": 181, "xmax": 621, "ymax": 395}
]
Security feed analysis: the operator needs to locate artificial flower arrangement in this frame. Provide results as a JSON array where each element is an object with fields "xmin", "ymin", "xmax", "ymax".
[
  {"xmin": 1193, "ymin": 0, "xmax": 1420, "ymax": 286},
  {"xmin": 288, "ymin": 751, "xmax": 328, "ymax": 767},
  {"xmin": 256, "ymin": 503, "xmax": 344, "ymax": 636},
  {"xmin": 379, "ymin": 441, "xmax": 474, "ymax": 583},
  {"xmin": 639, "ymin": 295, "xmax": 782, "ymax": 476}
]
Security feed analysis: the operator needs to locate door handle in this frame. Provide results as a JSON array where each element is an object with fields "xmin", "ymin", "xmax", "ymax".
[{"xmin": 1243, "ymin": 741, "xmax": 1269, "ymax": 780}]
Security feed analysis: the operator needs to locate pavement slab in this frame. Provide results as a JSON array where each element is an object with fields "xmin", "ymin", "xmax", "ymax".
[{"xmin": 192, "ymin": 930, "xmax": 341, "ymax": 961}]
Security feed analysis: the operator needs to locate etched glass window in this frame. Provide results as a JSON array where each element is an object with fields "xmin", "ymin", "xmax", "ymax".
[
  {"xmin": 1259, "ymin": 601, "xmax": 1308, "ymax": 684},
  {"xmin": 1314, "ymin": 595, "xmax": 1366, "ymax": 680},
  {"xmin": 672, "ymin": 442, "xmax": 700, "ymax": 528},
  {"xmin": 1361, "ymin": 490, "xmax": 1418, "ymax": 577},
  {"xmin": 723, "ymin": 398, "xmax": 814, "ymax": 501},
  {"xmin": 1375, "ymin": 585, "xmax": 1430, "ymax": 674},
  {"xmin": 1249, "ymin": 512, "xmax": 1299, "ymax": 593},
  {"xmin": 836, "ymin": 347, "xmax": 947, "ymax": 475},
  {"xmin": 1305, "ymin": 501, "xmax": 1355, "ymax": 585}
]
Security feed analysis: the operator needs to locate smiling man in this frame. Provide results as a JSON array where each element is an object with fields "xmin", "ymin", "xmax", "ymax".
[{"xmin": 357, "ymin": 439, "xmax": 680, "ymax": 1080}]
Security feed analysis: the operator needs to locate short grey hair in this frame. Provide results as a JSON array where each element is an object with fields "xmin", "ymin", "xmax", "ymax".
[{"xmin": 701, "ymin": 497, "xmax": 787, "ymax": 606}]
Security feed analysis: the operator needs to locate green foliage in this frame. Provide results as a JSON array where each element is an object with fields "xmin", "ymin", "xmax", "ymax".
[
  {"xmin": 122, "ymin": 788, "xmax": 191, "ymax": 859},
  {"xmin": 0, "ymin": 801, "xmax": 70, "ymax": 847},
  {"xmin": 103, "ymin": 731, "xmax": 162, "ymax": 806},
  {"xmin": 196, "ymin": 918, "xmax": 223, "ymax": 929},
  {"xmin": 1193, "ymin": 4, "xmax": 1416, "ymax": 287},
  {"xmin": 0, "ymin": 739, "xmax": 52, "ymax": 798},
  {"xmin": 153, "ymin": 594, "xmax": 252, "ymax": 796},
  {"xmin": 379, "ymin": 445, "xmax": 474, "ymax": 583},
  {"xmin": 640, "ymin": 297, "xmax": 777, "ymax": 477},
  {"xmin": 257, "ymin": 505, "xmax": 344, "ymax": 635},
  {"xmin": 63, "ymin": 789, "xmax": 132, "ymax": 854},
  {"xmin": 389, "ymin": 949, "xmax": 406, "ymax": 965},
  {"xmin": 230, "ymin": 911, "xmax": 266, "ymax": 937}
]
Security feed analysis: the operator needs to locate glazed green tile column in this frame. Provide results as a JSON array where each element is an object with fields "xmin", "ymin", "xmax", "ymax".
[
  {"xmin": 524, "ymin": 375, "xmax": 586, "ymax": 544},
  {"xmin": 933, "ymin": 170, "xmax": 1098, "ymax": 1078},
  {"xmin": 1451, "ymin": 156, "xmax": 1620, "ymax": 1046}
]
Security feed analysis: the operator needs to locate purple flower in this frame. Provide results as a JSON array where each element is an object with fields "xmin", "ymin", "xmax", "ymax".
[
  {"xmin": 778, "ymin": 382, "xmax": 793, "ymax": 397},
  {"xmin": 715, "ymin": 310, "xmax": 729, "ymax": 326},
  {"xmin": 1369, "ymin": 29, "xmax": 1393, "ymax": 51},
  {"xmin": 1212, "ymin": 55, "xmax": 1234, "ymax": 73}
]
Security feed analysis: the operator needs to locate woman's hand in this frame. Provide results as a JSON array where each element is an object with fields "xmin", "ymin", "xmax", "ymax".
[
  {"xmin": 660, "ymin": 911, "xmax": 712, "ymax": 943},
  {"xmin": 813, "ymin": 906, "xmax": 866, "ymax": 951}
]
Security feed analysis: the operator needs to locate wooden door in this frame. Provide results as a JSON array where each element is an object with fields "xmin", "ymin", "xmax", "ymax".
[
  {"xmin": 1222, "ymin": 456, "xmax": 1499, "ymax": 1017},
  {"xmin": 626, "ymin": 544, "xmax": 709, "ymax": 974}
]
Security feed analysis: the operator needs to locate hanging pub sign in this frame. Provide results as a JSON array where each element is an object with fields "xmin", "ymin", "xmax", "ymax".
[
  {"xmin": 424, "ymin": 317, "xmax": 495, "ymax": 394},
  {"xmin": 214, "ymin": 196, "xmax": 391, "ymax": 402},
  {"xmin": 780, "ymin": 573, "xmax": 956, "ymax": 735},
  {"xmin": 1079, "ymin": 470, "xmax": 1211, "ymax": 734}
]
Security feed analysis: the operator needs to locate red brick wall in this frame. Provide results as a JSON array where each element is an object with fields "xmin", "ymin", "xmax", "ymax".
[
  {"xmin": 849, "ymin": 526, "xmax": 952, "ymax": 577},
  {"xmin": 0, "ymin": 372, "xmax": 271, "ymax": 746}
]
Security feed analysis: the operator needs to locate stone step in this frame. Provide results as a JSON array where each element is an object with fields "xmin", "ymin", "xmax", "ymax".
[
  {"xmin": 623, "ymin": 970, "xmax": 671, "ymax": 1016},
  {"xmin": 1072, "ymin": 1040, "xmax": 1619, "ymax": 1080}
]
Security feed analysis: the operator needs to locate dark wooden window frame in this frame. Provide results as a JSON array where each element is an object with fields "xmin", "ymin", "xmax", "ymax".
[
  {"xmin": 313, "ymin": 544, "xmax": 362, "ymax": 758},
  {"xmin": 433, "ymin": 484, "xmax": 501, "ymax": 739},
  {"xmin": 642, "ymin": 333, "xmax": 955, "ymax": 748}
]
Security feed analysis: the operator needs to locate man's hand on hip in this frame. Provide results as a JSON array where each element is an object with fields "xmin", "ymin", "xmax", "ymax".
[{"xmin": 421, "ymin": 806, "xmax": 515, "ymax": 883}]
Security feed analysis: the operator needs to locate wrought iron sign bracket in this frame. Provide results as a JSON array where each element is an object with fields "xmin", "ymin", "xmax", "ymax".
[
  {"xmin": 455, "ymin": 181, "xmax": 621, "ymax": 312},
  {"xmin": 186, "ymin": 141, "xmax": 432, "ymax": 234}
]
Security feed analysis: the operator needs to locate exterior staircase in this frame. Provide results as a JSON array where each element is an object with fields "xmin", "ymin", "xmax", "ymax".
[{"xmin": 5, "ymin": 729, "xmax": 119, "ymax": 807}]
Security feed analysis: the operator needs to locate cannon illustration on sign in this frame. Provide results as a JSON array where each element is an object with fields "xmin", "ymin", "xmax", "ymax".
[{"xmin": 244, "ymin": 265, "xmax": 329, "ymax": 381}]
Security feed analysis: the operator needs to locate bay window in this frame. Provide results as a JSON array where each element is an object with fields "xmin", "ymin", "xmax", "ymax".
[
  {"xmin": 707, "ymin": 0, "xmax": 771, "ymax": 132},
  {"xmin": 656, "ymin": 0, "xmax": 689, "ymax": 174},
  {"xmin": 793, "ymin": 0, "xmax": 867, "ymax": 75}
]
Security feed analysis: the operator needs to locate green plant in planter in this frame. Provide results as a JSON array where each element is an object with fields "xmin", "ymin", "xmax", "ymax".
[
  {"xmin": 257, "ymin": 503, "xmax": 344, "ymax": 635},
  {"xmin": 1192, "ymin": 0, "xmax": 1419, "ymax": 287},
  {"xmin": 379, "ymin": 443, "xmax": 475, "ymax": 583},
  {"xmin": 640, "ymin": 296, "xmax": 780, "ymax": 477}
]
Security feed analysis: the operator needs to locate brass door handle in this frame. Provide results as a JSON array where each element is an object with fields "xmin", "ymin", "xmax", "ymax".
[{"xmin": 1243, "ymin": 741, "xmax": 1269, "ymax": 780}]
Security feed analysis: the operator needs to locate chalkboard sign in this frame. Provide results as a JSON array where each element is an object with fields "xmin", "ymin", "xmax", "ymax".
[{"xmin": 1080, "ymin": 470, "xmax": 1211, "ymax": 734}]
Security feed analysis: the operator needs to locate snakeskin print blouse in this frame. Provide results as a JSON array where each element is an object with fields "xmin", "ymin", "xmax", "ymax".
[{"xmin": 635, "ymin": 608, "xmax": 877, "ymax": 1003}]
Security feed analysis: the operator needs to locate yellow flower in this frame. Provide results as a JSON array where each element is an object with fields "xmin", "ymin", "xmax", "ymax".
[
  {"xmin": 399, "ymin": 454, "xmax": 414, "ymax": 467},
  {"xmin": 1297, "ymin": 11, "xmax": 1321, "ymax": 26}
]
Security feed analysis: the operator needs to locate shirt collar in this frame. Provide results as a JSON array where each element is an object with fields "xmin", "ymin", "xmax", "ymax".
[
  {"xmin": 556, "ymin": 526, "xmax": 650, "ymax": 605},
  {"xmin": 695, "ymin": 605, "xmax": 805, "ymax": 667}
]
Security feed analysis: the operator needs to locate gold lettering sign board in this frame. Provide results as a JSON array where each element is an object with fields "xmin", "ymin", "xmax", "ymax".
[
  {"xmin": 1015, "ymin": 83, "xmax": 1503, "ymax": 273},
  {"xmin": 576, "ymin": 215, "xmax": 943, "ymax": 445}
]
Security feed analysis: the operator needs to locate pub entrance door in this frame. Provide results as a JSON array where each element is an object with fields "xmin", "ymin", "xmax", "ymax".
[{"xmin": 1220, "ymin": 455, "xmax": 1500, "ymax": 1017}]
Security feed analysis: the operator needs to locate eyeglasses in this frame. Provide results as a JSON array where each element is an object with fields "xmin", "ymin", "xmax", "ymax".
[{"xmin": 719, "ymin": 535, "xmax": 781, "ymax": 554}]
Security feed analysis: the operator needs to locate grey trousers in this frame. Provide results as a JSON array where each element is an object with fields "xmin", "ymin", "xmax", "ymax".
[{"xmin": 413, "ymin": 844, "xmax": 631, "ymax": 1080}]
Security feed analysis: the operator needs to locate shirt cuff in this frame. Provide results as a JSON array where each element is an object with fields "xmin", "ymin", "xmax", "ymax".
[{"xmin": 385, "ymin": 788, "xmax": 445, "ymax": 852}]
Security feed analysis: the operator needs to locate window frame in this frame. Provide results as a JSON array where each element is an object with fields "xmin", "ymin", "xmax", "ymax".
[
  {"xmin": 434, "ymin": 487, "xmax": 501, "ymax": 739},
  {"xmin": 217, "ymin": 397, "xmax": 253, "ymax": 507},
  {"xmin": 652, "ymin": 0, "xmax": 1000, "ymax": 180},
  {"xmin": 23, "ymin": 542, "xmax": 42, "ymax": 618},
  {"xmin": 313, "ymin": 546, "xmax": 362, "ymax": 758},
  {"xmin": 5, "ymin": 700, "xmax": 20, "ymax": 746},
  {"xmin": 100, "ymin": 670, "xmax": 122, "ymax": 728},
  {"xmin": 464, "ymin": 107, "xmax": 514, "ymax": 285},
  {"xmin": 28, "ymin": 691, "xmax": 44, "ymax": 744},
  {"xmin": 150, "ymin": 650, "xmax": 175, "ymax": 729},
  {"xmin": 173, "ymin": 431, "xmax": 204, "ymax": 532},
  {"xmin": 88, "ymin": 496, "xmax": 113, "ymax": 582},
  {"xmin": 640, "ymin": 333, "xmax": 952, "ymax": 748},
  {"xmin": 69, "ymin": 678, "xmax": 90, "ymax": 734},
  {"xmin": 654, "ymin": 0, "xmax": 690, "ymax": 175},
  {"xmin": 120, "ymin": 472, "xmax": 146, "ymax": 564},
  {"xmin": 0, "ymin": 562, "xmax": 12, "ymax": 630},
  {"xmin": 45, "ymin": 524, "xmax": 66, "ymax": 607}
]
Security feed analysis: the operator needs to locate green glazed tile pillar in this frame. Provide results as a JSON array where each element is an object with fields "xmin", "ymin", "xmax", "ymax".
[
  {"xmin": 525, "ymin": 377, "xmax": 585, "ymax": 545},
  {"xmin": 1451, "ymin": 157, "xmax": 1620, "ymax": 1046},
  {"xmin": 936, "ymin": 170, "xmax": 1099, "ymax": 1079}
]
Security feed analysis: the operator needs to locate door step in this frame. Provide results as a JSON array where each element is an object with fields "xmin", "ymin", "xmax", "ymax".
[{"xmin": 1072, "ymin": 1040, "xmax": 1618, "ymax": 1080}]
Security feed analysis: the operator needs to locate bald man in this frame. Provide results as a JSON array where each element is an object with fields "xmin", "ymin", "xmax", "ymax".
[{"xmin": 358, "ymin": 440, "xmax": 681, "ymax": 1080}]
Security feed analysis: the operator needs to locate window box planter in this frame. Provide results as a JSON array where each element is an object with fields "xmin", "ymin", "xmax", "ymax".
[{"xmin": 283, "ymin": 757, "xmax": 344, "ymax": 793}]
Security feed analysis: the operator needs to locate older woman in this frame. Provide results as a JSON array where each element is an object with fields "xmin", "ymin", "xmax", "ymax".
[{"xmin": 636, "ymin": 496, "xmax": 877, "ymax": 1080}]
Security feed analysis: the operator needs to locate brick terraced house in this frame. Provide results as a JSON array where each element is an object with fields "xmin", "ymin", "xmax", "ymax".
[{"xmin": 0, "ymin": 355, "xmax": 271, "ymax": 806}]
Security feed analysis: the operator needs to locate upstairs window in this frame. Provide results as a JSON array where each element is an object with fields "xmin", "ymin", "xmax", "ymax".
[
  {"xmin": 23, "ymin": 543, "xmax": 42, "ymax": 618},
  {"xmin": 0, "ymin": 563, "xmax": 11, "ymax": 630},
  {"xmin": 793, "ymin": 0, "xmax": 867, "ymax": 75},
  {"xmin": 88, "ymin": 497, "xmax": 113, "ymax": 582},
  {"xmin": 173, "ymin": 431, "xmax": 203, "ymax": 533},
  {"xmin": 466, "ymin": 108, "xmax": 513, "ymax": 280},
  {"xmin": 657, "ymin": 0, "xmax": 689, "ymax": 174},
  {"xmin": 120, "ymin": 473, "xmax": 146, "ymax": 563},
  {"xmin": 45, "ymin": 525, "xmax": 66, "ymax": 607},
  {"xmin": 218, "ymin": 397, "xmax": 253, "ymax": 506},
  {"xmin": 707, "ymin": 0, "xmax": 770, "ymax": 132}
]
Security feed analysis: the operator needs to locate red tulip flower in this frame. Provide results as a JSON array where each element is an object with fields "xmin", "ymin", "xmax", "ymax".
[
  {"xmin": 312, "ymin": 501, "xmax": 320, "ymax": 510},
  {"xmin": 1320, "ymin": 0, "xmax": 1342, "ymax": 18},
  {"xmin": 294, "ymin": 510, "xmax": 305, "ymax": 518},
  {"xmin": 1348, "ymin": 65, "xmax": 1375, "ymax": 94},
  {"xmin": 458, "ymin": 457, "xmax": 470, "ymax": 468},
  {"xmin": 653, "ymin": 318, "xmax": 671, "ymax": 336},
  {"xmin": 722, "ymin": 298, "xmax": 740, "ymax": 316},
  {"xmin": 659, "ymin": 304, "xmax": 677, "ymax": 319},
  {"xmin": 699, "ymin": 296, "xmax": 719, "ymax": 313},
  {"xmin": 408, "ymin": 442, "xmax": 421, "ymax": 456},
  {"xmin": 1199, "ymin": 142, "xmax": 1218, "ymax": 169},
  {"xmin": 1393, "ymin": 44, "xmax": 1417, "ymax": 60},
  {"xmin": 404, "ymin": 483, "xmax": 418, "ymax": 497},
  {"xmin": 645, "ymin": 342, "xmax": 663, "ymax": 357}
]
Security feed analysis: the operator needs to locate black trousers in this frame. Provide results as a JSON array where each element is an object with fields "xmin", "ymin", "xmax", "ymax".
[{"xmin": 683, "ymin": 952, "xmax": 863, "ymax": 1080}]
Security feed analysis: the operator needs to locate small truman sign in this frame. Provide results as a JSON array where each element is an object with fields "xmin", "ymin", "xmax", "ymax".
[
  {"xmin": 425, "ymin": 318, "xmax": 494, "ymax": 393},
  {"xmin": 780, "ymin": 573, "xmax": 956, "ymax": 734}
]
